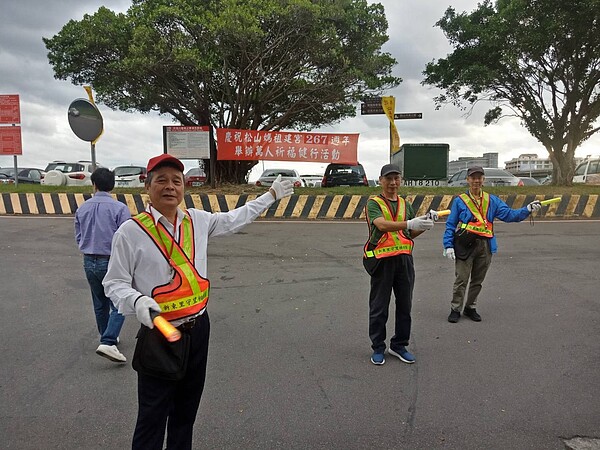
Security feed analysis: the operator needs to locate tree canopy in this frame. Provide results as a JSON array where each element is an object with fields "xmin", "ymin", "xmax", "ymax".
[
  {"xmin": 422, "ymin": 0, "xmax": 600, "ymax": 185},
  {"xmin": 44, "ymin": 0, "xmax": 399, "ymax": 183}
]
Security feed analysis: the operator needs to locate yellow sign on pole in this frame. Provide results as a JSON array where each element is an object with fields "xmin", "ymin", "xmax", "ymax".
[
  {"xmin": 83, "ymin": 86, "xmax": 103, "ymax": 144},
  {"xmin": 381, "ymin": 96, "xmax": 400, "ymax": 154}
]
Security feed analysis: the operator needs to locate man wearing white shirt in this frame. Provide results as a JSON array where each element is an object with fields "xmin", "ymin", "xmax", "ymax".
[{"xmin": 103, "ymin": 153, "xmax": 293, "ymax": 450}]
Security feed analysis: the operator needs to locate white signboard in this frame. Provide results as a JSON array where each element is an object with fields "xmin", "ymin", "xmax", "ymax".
[{"xmin": 163, "ymin": 125, "xmax": 210, "ymax": 159}]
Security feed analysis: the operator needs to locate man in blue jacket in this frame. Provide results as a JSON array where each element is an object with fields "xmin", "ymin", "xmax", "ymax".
[{"xmin": 443, "ymin": 166, "xmax": 541, "ymax": 323}]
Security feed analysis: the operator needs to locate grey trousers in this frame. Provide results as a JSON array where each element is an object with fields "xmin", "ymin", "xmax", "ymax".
[{"xmin": 451, "ymin": 239, "xmax": 492, "ymax": 311}]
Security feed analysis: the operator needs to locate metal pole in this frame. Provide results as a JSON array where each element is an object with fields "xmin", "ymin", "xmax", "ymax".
[
  {"xmin": 13, "ymin": 155, "xmax": 18, "ymax": 187},
  {"xmin": 91, "ymin": 142, "xmax": 96, "ymax": 172}
]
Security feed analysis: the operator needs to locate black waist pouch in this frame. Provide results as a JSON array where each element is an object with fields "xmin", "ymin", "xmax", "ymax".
[
  {"xmin": 453, "ymin": 229, "xmax": 479, "ymax": 260},
  {"xmin": 363, "ymin": 256, "xmax": 382, "ymax": 276},
  {"xmin": 132, "ymin": 324, "xmax": 191, "ymax": 381}
]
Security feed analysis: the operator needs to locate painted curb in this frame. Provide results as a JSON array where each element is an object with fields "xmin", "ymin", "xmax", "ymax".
[{"xmin": 1, "ymin": 193, "xmax": 598, "ymax": 219}]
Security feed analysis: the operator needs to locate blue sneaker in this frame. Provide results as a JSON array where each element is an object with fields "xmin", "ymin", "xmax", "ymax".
[
  {"xmin": 388, "ymin": 346, "xmax": 415, "ymax": 364},
  {"xmin": 370, "ymin": 352, "xmax": 385, "ymax": 365}
]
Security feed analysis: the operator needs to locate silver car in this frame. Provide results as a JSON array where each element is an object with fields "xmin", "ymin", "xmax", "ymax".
[
  {"xmin": 255, "ymin": 169, "xmax": 304, "ymax": 188},
  {"xmin": 447, "ymin": 168, "xmax": 523, "ymax": 187}
]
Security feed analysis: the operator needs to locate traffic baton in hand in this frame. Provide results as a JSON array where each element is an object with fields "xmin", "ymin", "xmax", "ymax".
[
  {"xmin": 540, "ymin": 197, "xmax": 561, "ymax": 206},
  {"xmin": 150, "ymin": 310, "xmax": 182, "ymax": 342}
]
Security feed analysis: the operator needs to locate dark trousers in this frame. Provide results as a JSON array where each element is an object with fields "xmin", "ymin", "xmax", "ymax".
[
  {"xmin": 368, "ymin": 254, "xmax": 415, "ymax": 353},
  {"xmin": 132, "ymin": 312, "xmax": 210, "ymax": 450}
]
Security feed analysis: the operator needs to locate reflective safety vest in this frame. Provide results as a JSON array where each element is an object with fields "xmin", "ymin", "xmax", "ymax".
[
  {"xmin": 458, "ymin": 192, "xmax": 494, "ymax": 238},
  {"xmin": 133, "ymin": 211, "xmax": 210, "ymax": 321},
  {"xmin": 364, "ymin": 195, "xmax": 414, "ymax": 259}
]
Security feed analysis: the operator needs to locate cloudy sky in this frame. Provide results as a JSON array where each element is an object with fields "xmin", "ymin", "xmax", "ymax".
[{"xmin": 1, "ymin": 0, "xmax": 599, "ymax": 181}]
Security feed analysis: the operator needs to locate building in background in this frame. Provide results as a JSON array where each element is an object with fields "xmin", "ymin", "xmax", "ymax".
[
  {"xmin": 504, "ymin": 154, "xmax": 586, "ymax": 179},
  {"xmin": 448, "ymin": 153, "xmax": 498, "ymax": 177}
]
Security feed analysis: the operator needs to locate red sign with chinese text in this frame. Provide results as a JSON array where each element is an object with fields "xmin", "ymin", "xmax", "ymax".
[
  {"xmin": 0, "ymin": 126, "xmax": 23, "ymax": 155},
  {"xmin": 0, "ymin": 95, "xmax": 21, "ymax": 124},
  {"xmin": 216, "ymin": 128, "xmax": 358, "ymax": 164}
]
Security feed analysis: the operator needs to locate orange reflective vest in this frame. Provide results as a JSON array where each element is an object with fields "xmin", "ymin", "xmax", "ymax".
[
  {"xmin": 133, "ymin": 211, "xmax": 210, "ymax": 321},
  {"xmin": 458, "ymin": 192, "xmax": 494, "ymax": 238},
  {"xmin": 364, "ymin": 195, "xmax": 414, "ymax": 259}
]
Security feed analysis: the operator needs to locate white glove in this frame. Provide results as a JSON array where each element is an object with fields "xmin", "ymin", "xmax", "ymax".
[
  {"xmin": 134, "ymin": 295, "xmax": 161, "ymax": 328},
  {"xmin": 427, "ymin": 209, "xmax": 439, "ymax": 221},
  {"xmin": 527, "ymin": 200, "xmax": 542, "ymax": 213},
  {"xmin": 406, "ymin": 215, "xmax": 434, "ymax": 231},
  {"xmin": 443, "ymin": 248, "xmax": 456, "ymax": 260},
  {"xmin": 270, "ymin": 174, "xmax": 294, "ymax": 200}
]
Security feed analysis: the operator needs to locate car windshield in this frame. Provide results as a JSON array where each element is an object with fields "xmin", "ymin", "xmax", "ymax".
[
  {"xmin": 186, "ymin": 168, "xmax": 206, "ymax": 177},
  {"xmin": 262, "ymin": 170, "xmax": 295, "ymax": 177},
  {"xmin": 0, "ymin": 168, "xmax": 15, "ymax": 176},
  {"xmin": 485, "ymin": 168, "xmax": 512, "ymax": 177},
  {"xmin": 114, "ymin": 166, "xmax": 144, "ymax": 176},
  {"xmin": 45, "ymin": 163, "xmax": 84, "ymax": 173}
]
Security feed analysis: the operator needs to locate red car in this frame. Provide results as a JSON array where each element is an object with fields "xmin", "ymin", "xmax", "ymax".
[{"xmin": 185, "ymin": 167, "xmax": 207, "ymax": 187}]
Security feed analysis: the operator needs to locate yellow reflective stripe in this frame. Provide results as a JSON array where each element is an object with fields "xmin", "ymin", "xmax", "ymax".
[
  {"xmin": 159, "ymin": 290, "xmax": 209, "ymax": 313},
  {"xmin": 372, "ymin": 196, "xmax": 407, "ymax": 247},
  {"xmin": 135, "ymin": 212, "xmax": 208, "ymax": 297},
  {"xmin": 365, "ymin": 250, "xmax": 375, "ymax": 258},
  {"xmin": 460, "ymin": 223, "xmax": 493, "ymax": 235},
  {"xmin": 459, "ymin": 193, "xmax": 490, "ymax": 224},
  {"xmin": 373, "ymin": 244, "xmax": 413, "ymax": 256}
]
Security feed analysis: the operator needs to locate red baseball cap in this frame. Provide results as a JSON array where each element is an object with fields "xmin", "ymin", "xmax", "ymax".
[{"xmin": 146, "ymin": 154, "xmax": 184, "ymax": 173}]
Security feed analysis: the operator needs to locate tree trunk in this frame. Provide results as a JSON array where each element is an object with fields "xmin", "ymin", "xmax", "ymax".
[
  {"xmin": 213, "ymin": 160, "xmax": 259, "ymax": 184},
  {"xmin": 547, "ymin": 145, "xmax": 576, "ymax": 186}
]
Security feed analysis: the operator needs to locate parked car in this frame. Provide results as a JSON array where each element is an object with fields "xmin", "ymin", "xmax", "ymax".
[
  {"xmin": 255, "ymin": 168, "xmax": 303, "ymax": 188},
  {"xmin": 518, "ymin": 176, "xmax": 541, "ymax": 186},
  {"xmin": 573, "ymin": 158, "xmax": 600, "ymax": 184},
  {"xmin": 185, "ymin": 167, "xmax": 207, "ymax": 187},
  {"xmin": 321, "ymin": 163, "xmax": 368, "ymax": 187},
  {"xmin": 113, "ymin": 165, "xmax": 147, "ymax": 188},
  {"xmin": 300, "ymin": 174, "xmax": 323, "ymax": 187},
  {"xmin": 41, "ymin": 160, "xmax": 104, "ymax": 186},
  {"xmin": 0, "ymin": 167, "xmax": 46, "ymax": 184},
  {"xmin": 540, "ymin": 175, "xmax": 553, "ymax": 185},
  {"xmin": 447, "ymin": 167, "xmax": 523, "ymax": 187}
]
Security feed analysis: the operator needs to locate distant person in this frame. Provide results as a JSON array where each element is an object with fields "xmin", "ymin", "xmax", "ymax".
[
  {"xmin": 443, "ymin": 166, "xmax": 541, "ymax": 323},
  {"xmin": 75, "ymin": 167, "xmax": 131, "ymax": 362},
  {"xmin": 363, "ymin": 164, "xmax": 435, "ymax": 365},
  {"xmin": 103, "ymin": 154, "xmax": 294, "ymax": 450}
]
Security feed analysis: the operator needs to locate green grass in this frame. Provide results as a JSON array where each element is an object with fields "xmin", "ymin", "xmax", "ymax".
[{"xmin": 1, "ymin": 184, "xmax": 599, "ymax": 196}]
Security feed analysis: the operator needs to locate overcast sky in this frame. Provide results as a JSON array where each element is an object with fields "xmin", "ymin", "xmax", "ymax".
[{"xmin": 1, "ymin": 0, "xmax": 599, "ymax": 181}]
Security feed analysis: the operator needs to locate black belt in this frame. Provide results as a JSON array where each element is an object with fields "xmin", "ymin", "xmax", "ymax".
[
  {"xmin": 177, "ymin": 317, "xmax": 198, "ymax": 331},
  {"xmin": 84, "ymin": 254, "xmax": 110, "ymax": 259}
]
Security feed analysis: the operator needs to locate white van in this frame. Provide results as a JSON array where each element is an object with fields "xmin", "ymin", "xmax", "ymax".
[{"xmin": 573, "ymin": 158, "xmax": 600, "ymax": 184}]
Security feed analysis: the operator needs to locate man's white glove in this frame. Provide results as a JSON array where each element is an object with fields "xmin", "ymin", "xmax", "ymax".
[
  {"xmin": 134, "ymin": 295, "xmax": 161, "ymax": 328},
  {"xmin": 427, "ymin": 209, "xmax": 439, "ymax": 221},
  {"xmin": 527, "ymin": 200, "xmax": 542, "ymax": 213},
  {"xmin": 406, "ymin": 215, "xmax": 434, "ymax": 231},
  {"xmin": 270, "ymin": 174, "xmax": 294, "ymax": 200},
  {"xmin": 443, "ymin": 248, "xmax": 456, "ymax": 260}
]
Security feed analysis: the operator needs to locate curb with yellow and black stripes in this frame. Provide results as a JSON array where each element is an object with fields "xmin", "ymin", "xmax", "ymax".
[{"xmin": 0, "ymin": 193, "xmax": 598, "ymax": 219}]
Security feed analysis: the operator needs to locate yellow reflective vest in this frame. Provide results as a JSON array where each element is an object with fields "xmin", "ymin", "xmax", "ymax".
[
  {"xmin": 364, "ymin": 195, "xmax": 414, "ymax": 259},
  {"xmin": 133, "ymin": 212, "xmax": 210, "ymax": 321}
]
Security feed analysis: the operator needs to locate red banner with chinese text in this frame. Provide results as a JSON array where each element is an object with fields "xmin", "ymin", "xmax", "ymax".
[{"xmin": 216, "ymin": 128, "xmax": 358, "ymax": 165}]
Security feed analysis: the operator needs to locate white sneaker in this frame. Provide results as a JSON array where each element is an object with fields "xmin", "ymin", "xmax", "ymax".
[{"xmin": 96, "ymin": 344, "xmax": 127, "ymax": 363}]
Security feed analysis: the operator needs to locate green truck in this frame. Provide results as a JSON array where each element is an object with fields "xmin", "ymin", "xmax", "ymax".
[{"xmin": 390, "ymin": 143, "xmax": 449, "ymax": 187}]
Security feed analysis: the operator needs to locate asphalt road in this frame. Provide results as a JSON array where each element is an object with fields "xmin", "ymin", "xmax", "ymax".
[{"xmin": 0, "ymin": 217, "xmax": 599, "ymax": 450}]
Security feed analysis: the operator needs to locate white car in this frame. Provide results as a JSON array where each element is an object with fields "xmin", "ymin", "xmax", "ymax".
[
  {"xmin": 255, "ymin": 169, "xmax": 304, "ymax": 188},
  {"xmin": 573, "ymin": 158, "xmax": 600, "ymax": 184},
  {"xmin": 41, "ymin": 160, "xmax": 104, "ymax": 186},
  {"xmin": 113, "ymin": 165, "xmax": 147, "ymax": 188},
  {"xmin": 300, "ymin": 174, "xmax": 323, "ymax": 187}
]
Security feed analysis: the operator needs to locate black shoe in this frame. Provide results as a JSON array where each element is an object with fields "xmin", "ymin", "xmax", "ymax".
[
  {"xmin": 463, "ymin": 308, "xmax": 482, "ymax": 321},
  {"xmin": 448, "ymin": 310, "xmax": 461, "ymax": 323}
]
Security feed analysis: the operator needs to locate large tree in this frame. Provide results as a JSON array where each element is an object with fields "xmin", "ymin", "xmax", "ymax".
[
  {"xmin": 44, "ymin": 0, "xmax": 399, "ymax": 184},
  {"xmin": 422, "ymin": 0, "xmax": 600, "ymax": 185}
]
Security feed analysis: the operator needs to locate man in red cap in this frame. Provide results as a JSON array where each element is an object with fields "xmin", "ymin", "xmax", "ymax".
[{"xmin": 103, "ymin": 153, "xmax": 293, "ymax": 450}]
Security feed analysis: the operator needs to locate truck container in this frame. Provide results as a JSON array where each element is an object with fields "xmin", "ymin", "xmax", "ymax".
[{"xmin": 391, "ymin": 143, "xmax": 449, "ymax": 187}]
